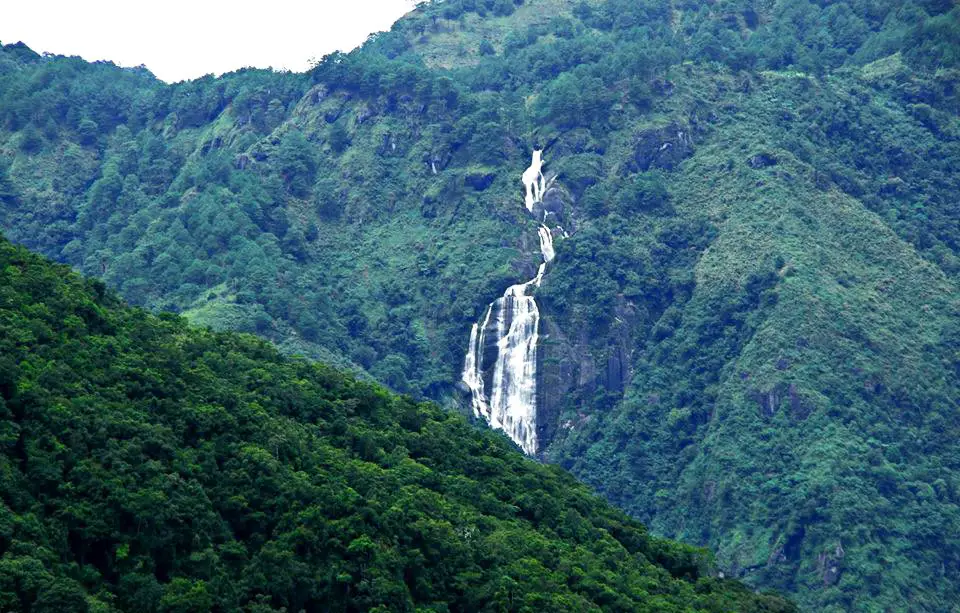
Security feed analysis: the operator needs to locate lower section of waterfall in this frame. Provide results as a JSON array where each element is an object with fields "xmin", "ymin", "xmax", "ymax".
[{"xmin": 464, "ymin": 213, "xmax": 555, "ymax": 455}]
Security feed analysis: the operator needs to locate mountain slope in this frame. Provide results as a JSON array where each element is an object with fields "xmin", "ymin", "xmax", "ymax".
[
  {"xmin": 547, "ymin": 66, "xmax": 960, "ymax": 611},
  {"xmin": 1, "ymin": 0, "xmax": 959, "ymax": 610},
  {"xmin": 0, "ymin": 234, "xmax": 795, "ymax": 611}
]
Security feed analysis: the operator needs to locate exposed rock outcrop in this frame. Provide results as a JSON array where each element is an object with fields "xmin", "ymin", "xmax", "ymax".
[
  {"xmin": 536, "ymin": 296, "xmax": 638, "ymax": 452},
  {"xmin": 749, "ymin": 382, "xmax": 814, "ymax": 420},
  {"xmin": 628, "ymin": 122, "xmax": 695, "ymax": 172},
  {"xmin": 748, "ymin": 152, "xmax": 779, "ymax": 168},
  {"xmin": 818, "ymin": 543, "xmax": 845, "ymax": 586}
]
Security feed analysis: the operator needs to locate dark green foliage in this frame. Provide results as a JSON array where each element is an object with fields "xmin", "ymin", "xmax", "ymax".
[
  {"xmin": 2, "ymin": 0, "xmax": 954, "ymax": 406},
  {"xmin": 1, "ymin": 1, "xmax": 960, "ymax": 610},
  {"xmin": 535, "ymin": 72, "xmax": 613, "ymax": 129},
  {"xmin": 546, "ymin": 64, "xmax": 960, "ymax": 611},
  {"xmin": 328, "ymin": 118, "xmax": 351, "ymax": 154},
  {"xmin": 274, "ymin": 129, "xmax": 317, "ymax": 197},
  {"xmin": 0, "ymin": 235, "xmax": 795, "ymax": 612},
  {"xmin": 16, "ymin": 124, "xmax": 41, "ymax": 153},
  {"xmin": 614, "ymin": 172, "xmax": 670, "ymax": 215}
]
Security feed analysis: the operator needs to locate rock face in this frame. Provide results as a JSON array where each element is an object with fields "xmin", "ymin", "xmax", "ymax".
[
  {"xmin": 535, "ymin": 317, "xmax": 579, "ymax": 449},
  {"xmin": 523, "ymin": 122, "xmax": 706, "ymax": 452},
  {"xmin": 531, "ymin": 184, "xmax": 574, "ymax": 230},
  {"xmin": 748, "ymin": 152, "xmax": 778, "ymax": 168},
  {"xmin": 818, "ymin": 543, "xmax": 845, "ymax": 586},
  {"xmin": 536, "ymin": 296, "xmax": 638, "ymax": 451},
  {"xmin": 465, "ymin": 169, "xmax": 495, "ymax": 190},
  {"xmin": 629, "ymin": 122, "xmax": 695, "ymax": 172},
  {"xmin": 748, "ymin": 382, "xmax": 813, "ymax": 420}
]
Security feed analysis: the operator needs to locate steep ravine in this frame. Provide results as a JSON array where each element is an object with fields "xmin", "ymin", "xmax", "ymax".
[{"xmin": 462, "ymin": 150, "xmax": 559, "ymax": 454}]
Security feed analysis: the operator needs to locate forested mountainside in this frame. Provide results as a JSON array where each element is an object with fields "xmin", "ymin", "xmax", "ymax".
[
  {"xmin": 1, "ymin": 0, "xmax": 959, "ymax": 610},
  {"xmin": 0, "ymin": 234, "xmax": 797, "ymax": 612}
]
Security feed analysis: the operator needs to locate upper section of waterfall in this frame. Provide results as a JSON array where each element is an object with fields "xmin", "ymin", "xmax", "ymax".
[{"xmin": 522, "ymin": 149, "xmax": 545, "ymax": 213}]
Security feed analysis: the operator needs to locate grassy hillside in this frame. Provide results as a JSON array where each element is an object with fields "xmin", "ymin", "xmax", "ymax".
[
  {"xmin": 0, "ymin": 234, "xmax": 796, "ymax": 611},
  {"xmin": 1, "ymin": 0, "xmax": 959, "ymax": 609}
]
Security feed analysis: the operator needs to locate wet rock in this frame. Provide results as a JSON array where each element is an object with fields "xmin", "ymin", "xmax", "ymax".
[
  {"xmin": 533, "ymin": 184, "xmax": 573, "ymax": 227},
  {"xmin": 535, "ymin": 318, "xmax": 579, "ymax": 449},
  {"xmin": 423, "ymin": 149, "xmax": 451, "ymax": 175},
  {"xmin": 601, "ymin": 300, "xmax": 637, "ymax": 395},
  {"xmin": 535, "ymin": 296, "xmax": 636, "ymax": 450},
  {"xmin": 604, "ymin": 344, "xmax": 627, "ymax": 394},
  {"xmin": 750, "ymin": 383, "xmax": 788, "ymax": 417},
  {"xmin": 818, "ymin": 543, "xmax": 845, "ymax": 586},
  {"xmin": 629, "ymin": 122, "xmax": 695, "ymax": 172},
  {"xmin": 751, "ymin": 382, "xmax": 813, "ymax": 420},
  {"xmin": 541, "ymin": 186, "xmax": 565, "ymax": 217}
]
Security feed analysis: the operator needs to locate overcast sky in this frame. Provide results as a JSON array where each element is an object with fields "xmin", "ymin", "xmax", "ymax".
[{"xmin": 0, "ymin": 0, "xmax": 417, "ymax": 83}]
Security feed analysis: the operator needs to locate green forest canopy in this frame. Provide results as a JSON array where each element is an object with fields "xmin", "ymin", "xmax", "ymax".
[
  {"xmin": 1, "ymin": 0, "xmax": 959, "ymax": 610},
  {"xmin": 0, "ymin": 234, "xmax": 795, "ymax": 611}
]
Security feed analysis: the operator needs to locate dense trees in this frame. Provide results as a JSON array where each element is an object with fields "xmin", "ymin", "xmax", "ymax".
[
  {"xmin": 0, "ymin": 235, "xmax": 796, "ymax": 612},
  {"xmin": 1, "ymin": 0, "xmax": 957, "ymax": 405},
  {"xmin": 543, "ymin": 61, "xmax": 960, "ymax": 610},
  {"xmin": 1, "ymin": 0, "xmax": 959, "ymax": 609}
]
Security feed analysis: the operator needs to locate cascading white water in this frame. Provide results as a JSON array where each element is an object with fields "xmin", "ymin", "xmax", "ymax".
[
  {"xmin": 521, "ymin": 150, "xmax": 546, "ymax": 213},
  {"xmin": 462, "ymin": 306, "xmax": 492, "ymax": 418},
  {"xmin": 463, "ymin": 150, "xmax": 556, "ymax": 455},
  {"xmin": 537, "ymin": 225, "xmax": 555, "ymax": 263}
]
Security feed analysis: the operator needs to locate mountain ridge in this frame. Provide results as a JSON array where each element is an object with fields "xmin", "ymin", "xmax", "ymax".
[{"xmin": 1, "ymin": 0, "xmax": 959, "ymax": 609}]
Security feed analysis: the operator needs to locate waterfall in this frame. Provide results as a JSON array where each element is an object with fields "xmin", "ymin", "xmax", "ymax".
[
  {"xmin": 521, "ymin": 150, "xmax": 545, "ymax": 213},
  {"xmin": 463, "ymin": 150, "xmax": 556, "ymax": 455}
]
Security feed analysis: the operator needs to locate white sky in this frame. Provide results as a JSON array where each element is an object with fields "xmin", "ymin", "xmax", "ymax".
[{"xmin": 0, "ymin": 0, "xmax": 418, "ymax": 83}]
